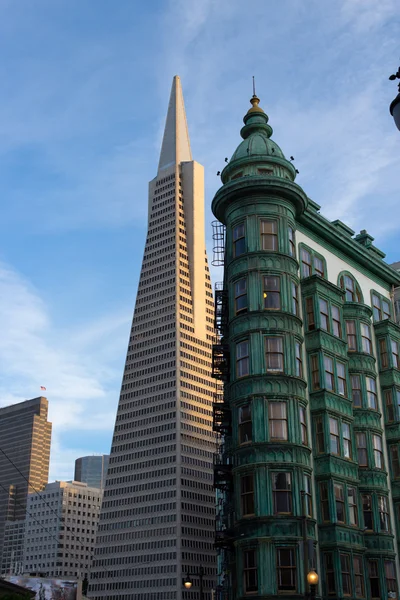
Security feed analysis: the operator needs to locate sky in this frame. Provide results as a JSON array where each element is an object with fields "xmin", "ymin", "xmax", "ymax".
[{"xmin": 0, "ymin": 0, "xmax": 399, "ymax": 481}]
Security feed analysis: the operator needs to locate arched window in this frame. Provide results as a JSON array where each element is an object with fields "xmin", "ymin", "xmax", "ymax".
[{"xmin": 338, "ymin": 272, "xmax": 363, "ymax": 303}]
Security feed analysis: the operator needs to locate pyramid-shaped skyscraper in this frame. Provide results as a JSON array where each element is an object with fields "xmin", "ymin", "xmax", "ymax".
[{"xmin": 89, "ymin": 77, "xmax": 217, "ymax": 600}]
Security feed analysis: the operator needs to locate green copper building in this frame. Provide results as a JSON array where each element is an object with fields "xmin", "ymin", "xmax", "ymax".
[{"xmin": 211, "ymin": 94, "xmax": 400, "ymax": 600}]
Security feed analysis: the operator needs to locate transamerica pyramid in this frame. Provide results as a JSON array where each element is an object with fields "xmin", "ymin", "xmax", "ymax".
[{"xmin": 89, "ymin": 76, "xmax": 217, "ymax": 600}]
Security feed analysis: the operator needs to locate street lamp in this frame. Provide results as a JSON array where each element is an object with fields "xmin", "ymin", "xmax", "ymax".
[
  {"xmin": 184, "ymin": 565, "xmax": 205, "ymax": 600},
  {"xmin": 389, "ymin": 65, "xmax": 400, "ymax": 131},
  {"xmin": 307, "ymin": 571, "xmax": 319, "ymax": 599}
]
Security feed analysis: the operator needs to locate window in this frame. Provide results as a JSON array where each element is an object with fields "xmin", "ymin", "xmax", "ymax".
[
  {"xmin": 269, "ymin": 402, "xmax": 288, "ymax": 440},
  {"xmin": 390, "ymin": 445, "xmax": 400, "ymax": 478},
  {"xmin": 243, "ymin": 549, "xmax": 257, "ymax": 594},
  {"xmin": 315, "ymin": 416, "xmax": 325, "ymax": 453},
  {"xmin": 346, "ymin": 320, "xmax": 357, "ymax": 351},
  {"xmin": 261, "ymin": 219, "xmax": 278, "ymax": 251},
  {"xmin": 276, "ymin": 548, "xmax": 296, "ymax": 593},
  {"xmin": 288, "ymin": 226, "xmax": 296, "ymax": 257},
  {"xmin": 385, "ymin": 390, "xmax": 395, "ymax": 422},
  {"xmin": 340, "ymin": 553, "xmax": 352, "ymax": 596},
  {"xmin": 292, "ymin": 282, "xmax": 299, "ymax": 316},
  {"xmin": 348, "ymin": 487, "xmax": 358, "ymax": 526},
  {"xmin": 337, "ymin": 362, "xmax": 347, "ymax": 396},
  {"xmin": 295, "ymin": 343, "xmax": 303, "ymax": 378},
  {"xmin": 236, "ymin": 341, "xmax": 249, "ymax": 377},
  {"xmin": 325, "ymin": 553, "xmax": 336, "ymax": 596},
  {"xmin": 299, "ymin": 406, "xmax": 307, "ymax": 445},
  {"xmin": 300, "ymin": 246, "xmax": 326, "ymax": 278},
  {"xmin": 379, "ymin": 338, "xmax": 389, "ymax": 368},
  {"xmin": 385, "ymin": 561, "xmax": 397, "ymax": 597},
  {"xmin": 306, "ymin": 297, "xmax": 315, "ymax": 330},
  {"xmin": 324, "ymin": 356, "xmax": 335, "ymax": 391},
  {"xmin": 366, "ymin": 377, "xmax": 377, "ymax": 410},
  {"xmin": 319, "ymin": 299, "xmax": 329, "ymax": 331},
  {"xmin": 263, "ymin": 276, "xmax": 280, "ymax": 310},
  {"xmin": 351, "ymin": 375, "xmax": 362, "ymax": 407},
  {"xmin": 357, "ymin": 433, "xmax": 368, "ymax": 466},
  {"xmin": 373, "ymin": 435, "xmax": 383, "ymax": 469},
  {"xmin": 235, "ymin": 279, "xmax": 247, "ymax": 315},
  {"xmin": 372, "ymin": 292, "xmax": 391, "ymax": 322},
  {"xmin": 332, "ymin": 305, "xmax": 341, "ymax": 337},
  {"xmin": 272, "ymin": 473, "xmax": 292, "ymax": 514},
  {"xmin": 353, "ymin": 556, "xmax": 365, "ymax": 598},
  {"xmin": 363, "ymin": 494, "xmax": 373, "ymax": 530},
  {"xmin": 265, "ymin": 337, "xmax": 284, "ymax": 373},
  {"xmin": 335, "ymin": 484, "xmax": 345, "ymax": 522},
  {"xmin": 233, "ymin": 223, "xmax": 245, "ymax": 257},
  {"xmin": 239, "ymin": 405, "xmax": 252, "ymax": 444},
  {"xmin": 310, "ymin": 355, "xmax": 320, "ymax": 390},
  {"xmin": 340, "ymin": 273, "xmax": 361, "ymax": 303},
  {"xmin": 320, "ymin": 482, "xmax": 330, "ymax": 521},
  {"xmin": 361, "ymin": 323, "xmax": 372, "ymax": 354},
  {"xmin": 391, "ymin": 339, "xmax": 400, "ymax": 369},
  {"xmin": 314, "ymin": 256, "xmax": 325, "ymax": 277},
  {"xmin": 368, "ymin": 560, "xmax": 380, "ymax": 599},
  {"xmin": 304, "ymin": 474, "xmax": 312, "ymax": 517},
  {"xmin": 378, "ymin": 496, "xmax": 390, "ymax": 532},
  {"xmin": 241, "ymin": 475, "xmax": 255, "ymax": 516},
  {"xmin": 301, "ymin": 248, "xmax": 312, "ymax": 277},
  {"xmin": 342, "ymin": 422, "xmax": 352, "ymax": 459},
  {"xmin": 329, "ymin": 418, "xmax": 340, "ymax": 454}
]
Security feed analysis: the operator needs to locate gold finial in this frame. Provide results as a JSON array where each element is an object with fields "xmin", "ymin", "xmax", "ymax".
[{"xmin": 247, "ymin": 75, "xmax": 264, "ymax": 113}]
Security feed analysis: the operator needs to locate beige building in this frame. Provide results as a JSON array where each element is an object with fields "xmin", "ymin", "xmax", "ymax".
[
  {"xmin": 23, "ymin": 480, "xmax": 102, "ymax": 579},
  {"xmin": 0, "ymin": 397, "xmax": 52, "ymax": 576},
  {"xmin": 89, "ymin": 76, "xmax": 217, "ymax": 600}
]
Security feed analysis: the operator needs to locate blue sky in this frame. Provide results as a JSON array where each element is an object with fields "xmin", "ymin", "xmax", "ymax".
[{"xmin": 0, "ymin": 0, "xmax": 399, "ymax": 480}]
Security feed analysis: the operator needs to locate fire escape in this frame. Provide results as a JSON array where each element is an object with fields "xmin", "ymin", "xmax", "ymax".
[{"xmin": 212, "ymin": 282, "xmax": 234, "ymax": 600}]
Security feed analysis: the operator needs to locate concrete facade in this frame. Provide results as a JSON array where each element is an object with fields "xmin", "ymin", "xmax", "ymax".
[
  {"xmin": 0, "ymin": 397, "xmax": 52, "ymax": 576},
  {"xmin": 23, "ymin": 480, "xmax": 102, "ymax": 579},
  {"xmin": 89, "ymin": 76, "xmax": 217, "ymax": 600}
]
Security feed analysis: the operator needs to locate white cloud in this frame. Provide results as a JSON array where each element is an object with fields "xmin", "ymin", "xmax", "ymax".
[{"xmin": 0, "ymin": 260, "xmax": 129, "ymax": 478}]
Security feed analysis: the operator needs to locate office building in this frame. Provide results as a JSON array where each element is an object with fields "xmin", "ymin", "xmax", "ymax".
[
  {"xmin": 89, "ymin": 76, "xmax": 217, "ymax": 600},
  {"xmin": 0, "ymin": 397, "xmax": 52, "ymax": 576},
  {"xmin": 74, "ymin": 456, "xmax": 109, "ymax": 490},
  {"xmin": 23, "ymin": 480, "xmax": 102, "ymax": 579},
  {"xmin": 211, "ymin": 93, "xmax": 400, "ymax": 599}
]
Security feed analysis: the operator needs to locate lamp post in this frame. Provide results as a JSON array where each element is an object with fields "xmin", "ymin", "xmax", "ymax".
[
  {"xmin": 306, "ymin": 571, "xmax": 319, "ymax": 599},
  {"xmin": 184, "ymin": 565, "xmax": 205, "ymax": 600},
  {"xmin": 389, "ymin": 65, "xmax": 400, "ymax": 131}
]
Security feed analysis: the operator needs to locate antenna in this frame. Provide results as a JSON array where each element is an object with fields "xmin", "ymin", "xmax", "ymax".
[{"xmin": 252, "ymin": 76, "xmax": 256, "ymax": 97}]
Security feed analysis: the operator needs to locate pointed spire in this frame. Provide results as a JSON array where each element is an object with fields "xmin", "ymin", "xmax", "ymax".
[{"xmin": 158, "ymin": 75, "xmax": 192, "ymax": 171}]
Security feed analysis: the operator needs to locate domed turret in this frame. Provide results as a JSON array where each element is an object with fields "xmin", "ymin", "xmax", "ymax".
[{"xmin": 220, "ymin": 95, "xmax": 296, "ymax": 184}]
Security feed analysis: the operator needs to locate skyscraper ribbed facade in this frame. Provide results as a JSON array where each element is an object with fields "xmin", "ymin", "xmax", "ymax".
[
  {"xmin": 89, "ymin": 76, "xmax": 217, "ymax": 600},
  {"xmin": 0, "ymin": 397, "xmax": 52, "ymax": 576}
]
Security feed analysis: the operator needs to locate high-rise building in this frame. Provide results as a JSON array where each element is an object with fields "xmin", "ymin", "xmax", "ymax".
[
  {"xmin": 0, "ymin": 397, "xmax": 52, "ymax": 576},
  {"xmin": 89, "ymin": 76, "xmax": 217, "ymax": 600},
  {"xmin": 23, "ymin": 480, "xmax": 102, "ymax": 578},
  {"xmin": 211, "ymin": 94, "xmax": 400, "ymax": 599},
  {"xmin": 74, "ymin": 455, "xmax": 109, "ymax": 489}
]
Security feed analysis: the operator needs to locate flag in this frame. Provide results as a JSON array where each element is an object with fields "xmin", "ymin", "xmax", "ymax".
[{"xmin": 40, "ymin": 386, "xmax": 46, "ymax": 391}]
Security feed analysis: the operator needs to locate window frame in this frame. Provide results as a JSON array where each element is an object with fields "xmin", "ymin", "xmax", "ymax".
[
  {"xmin": 243, "ymin": 548, "xmax": 258, "ymax": 595},
  {"xmin": 233, "ymin": 222, "xmax": 246, "ymax": 258},
  {"xmin": 236, "ymin": 340, "xmax": 250, "ymax": 378},
  {"xmin": 295, "ymin": 342, "xmax": 303, "ymax": 378},
  {"xmin": 371, "ymin": 290, "xmax": 392, "ymax": 322},
  {"xmin": 299, "ymin": 243, "xmax": 326, "ymax": 279},
  {"xmin": 234, "ymin": 278, "xmax": 248, "ymax": 315},
  {"xmin": 265, "ymin": 336, "xmax": 284, "ymax": 373},
  {"xmin": 288, "ymin": 225, "xmax": 296, "ymax": 258},
  {"xmin": 268, "ymin": 401, "xmax": 288, "ymax": 441},
  {"xmin": 356, "ymin": 432, "xmax": 368, "ymax": 467},
  {"xmin": 353, "ymin": 556, "xmax": 365, "ymax": 598},
  {"xmin": 272, "ymin": 472, "xmax": 292, "ymax": 515},
  {"xmin": 276, "ymin": 547, "xmax": 297, "ymax": 593},
  {"xmin": 368, "ymin": 559, "xmax": 380, "ymax": 599},
  {"xmin": 378, "ymin": 495, "xmax": 390, "ymax": 533},
  {"xmin": 339, "ymin": 272, "xmax": 363, "ymax": 303},
  {"xmin": 299, "ymin": 405, "xmax": 307, "ymax": 445},
  {"xmin": 263, "ymin": 275, "xmax": 281, "ymax": 310},
  {"xmin": 260, "ymin": 219, "xmax": 279, "ymax": 252},
  {"xmin": 372, "ymin": 434, "xmax": 384, "ymax": 470},
  {"xmin": 240, "ymin": 474, "xmax": 255, "ymax": 517},
  {"xmin": 239, "ymin": 404, "xmax": 252, "ymax": 445},
  {"xmin": 340, "ymin": 553, "xmax": 352, "ymax": 597}
]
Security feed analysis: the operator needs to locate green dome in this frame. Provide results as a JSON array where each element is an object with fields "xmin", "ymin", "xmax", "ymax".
[
  {"xmin": 231, "ymin": 131, "xmax": 284, "ymax": 161},
  {"xmin": 221, "ymin": 95, "xmax": 296, "ymax": 184}
]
